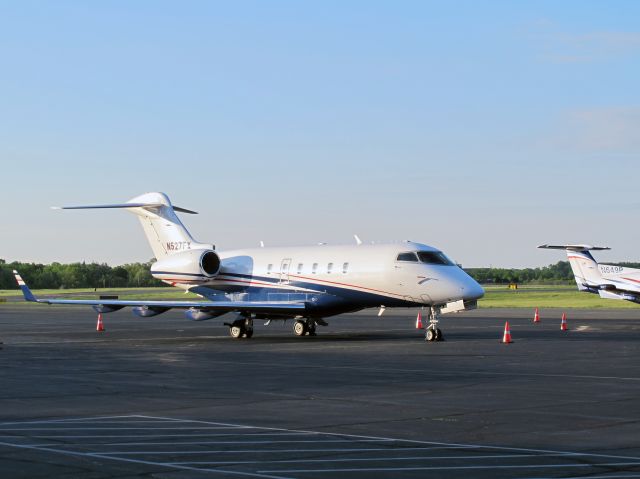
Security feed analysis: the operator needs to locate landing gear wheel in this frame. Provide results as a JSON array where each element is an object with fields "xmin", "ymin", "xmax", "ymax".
[
  {"xmin": 244, "ymin": 328, "xmax": 254, "ymax": 339},
  {"xmin": 230, "ymin": 325, "xmax": 243, "ymax": 339},
  {"xmin": 294, "ymin": 320, "xmax": 307, "ymax": 337},
  {"xmin": 425, "ymin": 329, "xmax": 436, "ymax": 342}
]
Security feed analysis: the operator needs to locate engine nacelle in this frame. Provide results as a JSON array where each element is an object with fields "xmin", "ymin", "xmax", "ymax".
[
  {"xmin": 151, "ymin": 249, "xmax": 221, "ymax": 282},
  {"xmin": 132, "ymin": 306, "xmax": 171, "ymax": 317},
  {"xmin": 184, "ymin": 308, "xmax": 226, "ymax": 321}
]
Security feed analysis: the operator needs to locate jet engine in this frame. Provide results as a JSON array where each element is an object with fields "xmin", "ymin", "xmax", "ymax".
[{"xmin": 151, "ymin": 249, "xmax": 221, "ymax": 281}]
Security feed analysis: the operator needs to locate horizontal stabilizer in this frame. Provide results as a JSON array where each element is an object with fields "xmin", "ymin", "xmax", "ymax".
[
  {"xmin": 52, "ymin": 203, "xmax": 198, "ymax": 214},
  {"xmin": 538, "ymin": 244, "xmax": 610, "ymax": 252}
]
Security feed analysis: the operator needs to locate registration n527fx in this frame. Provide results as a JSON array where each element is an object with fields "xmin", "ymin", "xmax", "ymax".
[{"xmin": 14, "ymin": 192, "xmax": 484, "ymax": 342}]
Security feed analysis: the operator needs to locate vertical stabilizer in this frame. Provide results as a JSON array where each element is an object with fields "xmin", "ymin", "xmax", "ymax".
[
  {"xmin": 125, "ymin": 192, "xmax": 211, "ymax": 258},
  {"xmin": 538, "ymin": 244, "xmax": 610, "ymax": 290}
]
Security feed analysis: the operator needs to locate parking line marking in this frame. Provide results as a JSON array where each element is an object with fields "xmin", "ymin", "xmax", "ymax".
[
  {"xmin": 61, "ymin": 439, "xmax": 393, "ymax": 446},
  {"xmin": 133, "ymin": 415, "xmax": 640, "ymax": 462},
  {"xmin": 94, "ymin": 446, "xmax": 438, "ymax": 455},
  {"xmin": 260, "ymin": 462, "xmax": 640, "ymax": 474},
  {"xmin": 169, "ymin": 452, "xmax": 589, "ymax": 466},
  {"xmin": 0, "ymin": 441, "xmax": 294, "ymax": 479}
]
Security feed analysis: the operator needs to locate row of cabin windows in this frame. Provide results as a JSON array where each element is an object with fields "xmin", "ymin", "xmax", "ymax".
[{"xmin": 267, "ymin": 262, "xmax": 350, "ymax": 275}]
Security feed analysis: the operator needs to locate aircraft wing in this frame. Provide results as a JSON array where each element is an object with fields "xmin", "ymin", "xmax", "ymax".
[{"xmin": 13, "ymin": 271, "xmax": 307, "ymax": 315}]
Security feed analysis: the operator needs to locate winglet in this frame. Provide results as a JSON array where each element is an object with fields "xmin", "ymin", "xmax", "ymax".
[{"xmin": 13, "ymin": 270, "xmax": 38, "ymax": 302}]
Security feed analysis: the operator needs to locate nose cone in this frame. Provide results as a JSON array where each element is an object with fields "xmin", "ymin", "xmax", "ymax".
[
  {"xmin": 463, "ymin": 274, "xmax": 485, "ymax": 301},
  {"xmin": 423, "ymin": 266, "xmax": 484, "ymax": 304}
]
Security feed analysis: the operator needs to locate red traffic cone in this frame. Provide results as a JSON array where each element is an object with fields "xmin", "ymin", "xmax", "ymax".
[
  {"xmin": 96, "ymin": 313, "xmax": 105, "ymax": 332},
  {"xmin": 415, "ymin": 312, "xmax": 423, "ymax": 329},
  {"xmin": 561, "ymin": 312, "xmax": 568, "ymax": 331},
  {"xmin": 502, "ymin": 321, "xmax": 512, "ymax": 343},
  {"xmin": 533, "ymin": 307, "xmax": 540, "ymax": 324}
]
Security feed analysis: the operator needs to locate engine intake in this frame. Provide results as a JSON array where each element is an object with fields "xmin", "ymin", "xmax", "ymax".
[{"xmin": 151, "ymin": 249, "xmax": 221, "ymax": 282}]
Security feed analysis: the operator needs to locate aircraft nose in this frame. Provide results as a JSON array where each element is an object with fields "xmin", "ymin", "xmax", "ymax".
[{"xmin": 463, "ymin": 276, "xmax": 485, "ymax": 301}]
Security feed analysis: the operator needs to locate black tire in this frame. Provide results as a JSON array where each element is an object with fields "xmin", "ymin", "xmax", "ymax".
[
  {"xmin": 244, "ymin": 328, "xmax": 254, "ymax": 339},
  {"xmin": 435, "ymin": 328, "xmax": 443, "ymax": 341},
  {"xmin": 294, "ymin": 320, "xmax": 307, "ymax": 336},
  {"xmin": 230, "ymin": 325, "xmax": 243, "ymax": 339}
]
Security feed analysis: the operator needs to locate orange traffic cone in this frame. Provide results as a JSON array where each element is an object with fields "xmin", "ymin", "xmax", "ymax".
[
  {"xmin": 96, "ymin": 313, "xmax": 105, "ymax": 332},
  {"xmin": 415, "ymin": 312, "xmax": 423, "ymax": 329},
  {"xmin": 533, "ymin": 307, "xmax": 540, "ymax": 324},
  {"xmin": 561, "ymin": 312, "xmax": 568, "ymax": 331},
  {"xmin": 502, "ymin": 321, "xmax": 512, "ymax": 343}
]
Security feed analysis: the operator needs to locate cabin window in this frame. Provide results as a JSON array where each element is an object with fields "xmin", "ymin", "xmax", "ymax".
[
  {"xmin": 267, "ymin": 264, "xmax": 273, "ymax": 274},
  {"xmin": 297, "ymin": 263, "xmax": 303, "ymax": 274},
  {"xmin": 417, "ymin": 251, "xmax": 455, "ymax": 266},
  {"xmin": 327, "ymin": 262, "xmax": 333, "ymax": 274},
  {"xmin": 312, "ymin": 263, "xmax": 318, "ymax": 274},
  {"xmin": 396, "ymin": 252, "xmax": 419, "ymax": 262},
  {"xmin": 342, "ymin": 262, "xmax": 349, "ymax": 273}
]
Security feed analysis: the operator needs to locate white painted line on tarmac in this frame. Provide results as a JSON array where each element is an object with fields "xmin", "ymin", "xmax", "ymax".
[
  {"xmin": 0, "ymin": 432, "xmax": 318, "ymax": 439},
  {"xmin": 133, "ymin": 415, "xmax": 640, "ymax": 462},
  {"xmin": 259, "ymin": 462, "xmax": 640, "ymax": 474},
  {"xmin": 170, "ymin": 452, "xmax": 588, "ymax": 466},
  {"xmin": 94, "ymin": 446, "xmax": 436, "ymax": 455},
  {"xmin": 0, "ymin": 441, "xmax": 294, "ymax": 479},
  {"xmin": 66, "ymin": 438, "xmax": 393, "ymax": 446},
  {"xmin": 0, "ymin": 415, "xmax": 169, "ymax": 426},
  {"xmin": 523, "ymin": 474, "xmax": 640, "ymax": 479},
  {"xmin": 0, "ymin": 426, "xmax": 254, "ymax": 431}
]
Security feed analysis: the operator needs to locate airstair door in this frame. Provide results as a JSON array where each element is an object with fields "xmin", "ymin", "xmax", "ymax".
[{"xmin": 280, "ymin": 258, "xmax": 292, "ymax": 284}]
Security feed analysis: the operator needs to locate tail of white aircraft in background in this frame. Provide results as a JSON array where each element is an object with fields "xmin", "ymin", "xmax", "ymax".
[{"xmin": 539, "ymin": 244, "xmax": 640, "ymax": 303}]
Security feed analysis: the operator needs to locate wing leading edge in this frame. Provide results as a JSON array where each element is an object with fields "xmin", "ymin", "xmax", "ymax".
[{"xmin": 12, "ymin": 271, "xmax": 307, "ymax": 316}]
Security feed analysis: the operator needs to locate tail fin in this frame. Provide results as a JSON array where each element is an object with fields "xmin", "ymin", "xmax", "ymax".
[
  {"xmin": 54, "ymin": 192, "xmax": 213, "ymax": 259},
  {"xmin": 538, "ymin": 244, "xmax": 610, "ymax": 290}
]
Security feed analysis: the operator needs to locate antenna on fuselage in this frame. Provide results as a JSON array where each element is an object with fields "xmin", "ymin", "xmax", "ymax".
[{"xmin": 354, "ymin": 234, "xmax": 362, "ymax": 245}]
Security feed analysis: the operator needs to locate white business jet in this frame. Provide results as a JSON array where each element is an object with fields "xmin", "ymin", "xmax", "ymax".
[{"xmin": 14, "ymin": 192, "xmax": 484, "ymax": 341}]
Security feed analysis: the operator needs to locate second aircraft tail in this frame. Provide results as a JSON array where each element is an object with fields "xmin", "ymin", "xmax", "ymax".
[{"xmin": 538, "ymin": 244, "xmax": 610, "ymax": 290}]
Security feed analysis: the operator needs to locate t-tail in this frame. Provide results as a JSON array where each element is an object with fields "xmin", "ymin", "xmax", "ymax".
[
  {"xmin": 54, "ymin": 192, "xmax": 212, "ymax": 258},
  {"xmin": 538, "ymin": 244, "xmax": 610, "ymax": 292},
  {"xmin": 54, "ymin": 192, "xmax": 221, "ymax": 286}
]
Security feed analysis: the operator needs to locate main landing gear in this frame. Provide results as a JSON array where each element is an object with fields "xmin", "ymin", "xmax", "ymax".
[
  {"xmin": 425, "ymin": 307, "xmax": 444, "ymax": 342},
  {"xmin": 293, "ymin": 318, "xmax": 320, "ymax": 337},
  {"xmin": 226, "ymin": 317, "xmax": 253, "ymax": 339}
]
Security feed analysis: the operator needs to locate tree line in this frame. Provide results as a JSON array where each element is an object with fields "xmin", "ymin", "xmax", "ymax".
[
  {"xmin": 0, "ymin": 259, "xmax": 164, "ymax": 290},
  {"xmin": 466, "ymin": 261, "xmax": 640, "ymax": 284},
  {"xmin": 3, "ymin": 259, "xmax": 640, "ymax": 290}
]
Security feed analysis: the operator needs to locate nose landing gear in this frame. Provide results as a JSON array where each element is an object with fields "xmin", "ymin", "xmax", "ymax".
[{"xmin": 425, "ymin": 307, "xmax": 444, "ymax": 342}]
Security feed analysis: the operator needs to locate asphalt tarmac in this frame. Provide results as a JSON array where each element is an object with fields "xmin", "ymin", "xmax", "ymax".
[{"xmin": 1, "ymin": 305, "xmax": 639, "ymax": 478}]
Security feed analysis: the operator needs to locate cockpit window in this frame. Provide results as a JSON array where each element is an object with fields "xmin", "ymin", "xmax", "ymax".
[
  {"xmin": 396, "ymin": 252, "xmax": 419, "ymax": 262},
  {"xmin": 417, "ymin": 251, "xmax": 454, "ymax": 265}
]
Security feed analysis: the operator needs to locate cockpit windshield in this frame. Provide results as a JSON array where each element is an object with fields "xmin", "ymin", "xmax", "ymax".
[{"xmin": 416, "ymin": 251, "xmax": 455, "ymax": 266}]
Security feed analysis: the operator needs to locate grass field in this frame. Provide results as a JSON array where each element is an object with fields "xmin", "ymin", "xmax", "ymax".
[
  {"xmin": 480, "ymin": 284, "xmax": 639, "ymax": 309},
  {"xmin": 1, "ymin": 285, "xmax": 638, "ymax": 309}
]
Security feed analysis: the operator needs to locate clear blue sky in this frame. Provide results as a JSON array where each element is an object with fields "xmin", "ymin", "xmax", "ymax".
[{"xmin": 1, "ymin": 1, "xmax": 639, "ymax": 267}]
